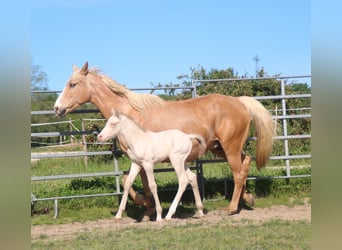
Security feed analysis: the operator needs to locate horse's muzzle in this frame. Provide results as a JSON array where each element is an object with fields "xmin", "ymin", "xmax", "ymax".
[{"xmin": 54, "ymin": 106, "xmax": 66, "ymax": 117}]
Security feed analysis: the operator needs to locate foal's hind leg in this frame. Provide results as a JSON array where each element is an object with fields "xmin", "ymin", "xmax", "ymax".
[
  {"xmin": 185, "ymin": 168, "xmax": 204, "ymax": 218},
  {"xmin": 165, "ymin": 157, "xmax": 190, "ymax": 221}
]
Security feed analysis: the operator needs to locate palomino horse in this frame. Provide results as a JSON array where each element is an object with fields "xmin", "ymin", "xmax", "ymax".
[
  {"xmin": 97, "ymin": 112, "xmax": 206, "ymax": 221},
  {"xmin": 54, "ymin": 61, "xmax": 275, "ymax": 218}
]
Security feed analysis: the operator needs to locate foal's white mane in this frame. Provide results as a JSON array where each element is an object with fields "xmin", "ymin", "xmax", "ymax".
[{"xmin": 89, "ymin": 69, "xmax": 164, "ymax": 112}]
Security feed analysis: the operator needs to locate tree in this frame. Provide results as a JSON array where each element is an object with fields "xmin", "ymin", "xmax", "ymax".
[{"xmin": 31, "ymin": 64, "xmax": 49, "ymax": 91}]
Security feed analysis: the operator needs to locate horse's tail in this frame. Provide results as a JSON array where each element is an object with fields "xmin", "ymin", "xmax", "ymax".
[
  {"xmin": 238, "ymin": 96, "xmax": 275, "ymax": 169},
  {"xmin": 188, "ymin": 134, "xmax": 207, "ymax": 156}
]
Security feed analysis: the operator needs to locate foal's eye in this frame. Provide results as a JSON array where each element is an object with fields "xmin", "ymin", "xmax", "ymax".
[{"xmin": 70, "ymin": 83, "xmax": 77, "ymax": 88}]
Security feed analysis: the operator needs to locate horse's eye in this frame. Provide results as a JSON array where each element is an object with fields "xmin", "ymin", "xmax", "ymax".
[{"xmin": 70, "ymin": 83, "xmax": 77, "ymax": 88}]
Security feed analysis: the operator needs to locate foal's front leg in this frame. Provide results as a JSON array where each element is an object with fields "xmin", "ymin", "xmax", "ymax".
[
  {"xmin": 143, "ymin": 163, "xmax": 163, "ymax": 222},
  {"xmin": 115, "ymin": 162, "xmax": 141, "ymax": 219}
]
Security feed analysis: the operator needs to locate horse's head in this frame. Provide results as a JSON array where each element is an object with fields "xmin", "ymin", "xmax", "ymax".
[{"xmin": 54, "ymin": 61, "xmax": 92, "ymax": 117}]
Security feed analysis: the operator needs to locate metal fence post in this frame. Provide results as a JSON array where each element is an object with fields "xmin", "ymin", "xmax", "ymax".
[
  {"xmin": 280, "ymin": 79, "xmax": 291, "ymax": 176},
  {"xmin": 81, "ymin": 118, "xmax": 88, "ymax": 169},
  {"xmin": 54, "ymin": 199, "xmax": 58, "ymax": 219},
  {"xmin": 69, "ymin": 118, "xmax": 73, "ymax": 144},
  {"xmin": 191, "ymin": 79, "xmax": 197, "ymax": 98}
]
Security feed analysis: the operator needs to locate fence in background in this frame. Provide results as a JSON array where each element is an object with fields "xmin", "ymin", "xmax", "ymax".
[{"xmin": 31, "ymin": 75, "xmax": 311, "ymax": 217}]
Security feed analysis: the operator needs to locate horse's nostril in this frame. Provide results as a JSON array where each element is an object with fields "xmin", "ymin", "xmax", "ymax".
[{"xmin": 54, "ymin": 106, "xmax": 66, "ymax": 117}]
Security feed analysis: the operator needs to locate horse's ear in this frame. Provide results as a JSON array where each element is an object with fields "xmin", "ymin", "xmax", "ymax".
[
  {"xmin": 80, "ymin": 61, "xmax": 89, "ymax": 75},
  {"xmin": 72, "ymin": 64, "xmax": 79, "ymax": 72}
]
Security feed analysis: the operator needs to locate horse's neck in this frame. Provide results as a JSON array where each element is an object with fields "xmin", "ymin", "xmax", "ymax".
[{"xmin": 89, "ymin": 84, "xmax": 138, "ymax": 120}]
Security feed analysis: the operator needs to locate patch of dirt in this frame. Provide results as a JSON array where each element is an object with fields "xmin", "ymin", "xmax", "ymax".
[{"xmin": 31, "ymin": 202, "xmax": 311, "ymax": 242}]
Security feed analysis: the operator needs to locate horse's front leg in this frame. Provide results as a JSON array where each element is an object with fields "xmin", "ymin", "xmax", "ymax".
[{"xmin": 115, "ymin": 163, "xmax": 141, "ymax": 219}]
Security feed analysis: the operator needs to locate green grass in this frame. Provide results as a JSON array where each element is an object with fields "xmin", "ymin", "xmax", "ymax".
[
  {"xmin": 31, "ymin": 193, "xmax": 310, "ymax": 226},
  {"xmin": 32, "ymin": 219, "xmax": 311, "ymax": 249}
]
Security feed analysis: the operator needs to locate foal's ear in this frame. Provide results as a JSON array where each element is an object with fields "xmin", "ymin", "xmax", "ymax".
[
  {"xmin": 111, "ymin": 109, "xmax": 123, "ymax": 120},
  {"xmin": 111, "ymin": 109, "xmax": 120, "ymax": 118},
  {"xmin": 111, "ymin": 108, "xmax": 117, "ymax": 117},
  {"xmin": 79, "ymin": 61, "xmax": 89, "ymax": 75}
]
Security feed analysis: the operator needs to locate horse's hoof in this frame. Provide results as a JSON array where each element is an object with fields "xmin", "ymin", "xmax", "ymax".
[
  {"xmin": 227, "ymin": 210, "xmax": 238, "ymax": 216},
  {"xmin": 243, "ymin": 193, "xmax": 255, "ymax": 206},
  {"xmin": 192, "ymin": 211, "xmax": 204, "ymax": 218},
  {"xmin": 247, "ymin": 193, "xmax": 255, "ymax": 206},
  {"xmin": 221, "ymin": 207, "xmax": 238, "ymax": 216},
  {"xmin": 134, "ymin": 193, "xmax": 148, "ymax": 206},
  {"xmin": 141, "ymin": 215, "xmax": 150, "ymax": 222}
]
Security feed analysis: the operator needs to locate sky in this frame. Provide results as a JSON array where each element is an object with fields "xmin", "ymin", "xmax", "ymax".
[{"xmin": 31, "ymin": 0, "xmax": 310, "ymax": 91}]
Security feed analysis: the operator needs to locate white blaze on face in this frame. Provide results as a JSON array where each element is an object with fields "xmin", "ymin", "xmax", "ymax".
[{"xmin": 54, "ymin": 87, "xmax": 66, "ymax": 113}]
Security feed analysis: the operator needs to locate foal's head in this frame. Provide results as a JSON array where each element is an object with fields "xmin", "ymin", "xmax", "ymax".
[
  {"xmin": 54, "ymin": 62, "xmax": 94, "ymax": 117},
  {"xmin": 97, "ymin": 113, "xmax": 122, "ymax": 142}
]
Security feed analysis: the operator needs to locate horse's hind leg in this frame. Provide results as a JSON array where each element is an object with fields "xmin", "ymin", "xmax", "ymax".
[
  {"xmin": 223, "ymin": 151, "xmax": 248, "ymax": 215},
  {"xmin": 241, "ymin": 154, "xmax": 254, "ymax": 206}
]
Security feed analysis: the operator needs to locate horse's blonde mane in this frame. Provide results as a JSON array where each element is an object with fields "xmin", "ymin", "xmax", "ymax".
[{"xmin": 89, "ymin": 69, "xmax": 164, "ymax": 111}]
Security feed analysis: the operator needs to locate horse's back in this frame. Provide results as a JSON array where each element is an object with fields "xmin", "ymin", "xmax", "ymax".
[{"xmin": 140, "ymin": 94, "xmax": 250, "ymax": 135}]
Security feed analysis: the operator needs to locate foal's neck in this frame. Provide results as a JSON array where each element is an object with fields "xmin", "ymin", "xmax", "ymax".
[{"xmin": 119, "ymin": 116, "xmax": 147, "ymax": 143}]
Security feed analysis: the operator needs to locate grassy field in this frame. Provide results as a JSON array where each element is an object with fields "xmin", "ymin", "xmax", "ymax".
[
  {"xmin": 31, "ymin": 145, "xmax": 311, "ymax": 249},
  {"xmin": 32, "ymin": 219, "xmax": 310, "ymax": 249}
]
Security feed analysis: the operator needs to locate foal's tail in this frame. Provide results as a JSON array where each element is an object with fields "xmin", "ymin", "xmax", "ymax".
[
  {"xmin": 188, "ymin": 134, "xmax": 207, "ymax": 157},
  {"xmin": 238, "ymin": 96, "xmax": 275, "ymax": 169}
]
